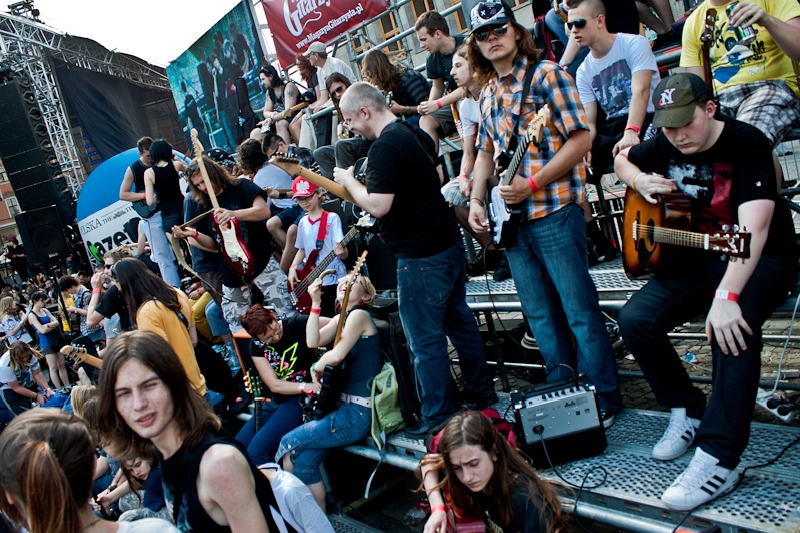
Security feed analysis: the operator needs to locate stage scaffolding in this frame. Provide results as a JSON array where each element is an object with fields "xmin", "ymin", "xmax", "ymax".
[{"xmin": 0, "ymin": 10, "xmax": 169, "ymax": 204}]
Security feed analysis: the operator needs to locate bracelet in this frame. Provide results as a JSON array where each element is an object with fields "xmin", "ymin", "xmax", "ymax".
[
  {"xmin": 142, "ymin": 192, "xmax": 146, "ymax": 200},
  {"xmin": 298, "ymin": 383, "xmax": 305, "ymax": 393},
  {"xmin": 92, "ymin": 289, "xmax": 102, "ymax": 294},
  {"xmin": 193, "ymin": 230, "xmax": 199, "ymax": 239},
  {"xmin": 458, "ymin": 174, "xmax": 468, "ymax": 180},
  {"xmin": 470, "ymin": 197, "xmax": 485, "ymax": 207},
  {"xmin": 290, "ymin": 264, "xmax": 298, "ymax": 270},
  {"xmin": 436, "ymin": 100, "xmax": 443, "ymax": 109},
  {"xmin": 310, "ymin": 307, "xmax": 321, "ymax": 315},
  {"xmin": 625, "ymin": 124, "xmax": 641, "ymax": 134},
  {"xmin": 714, "ymin": 289, "xmax": 739, "ymax": 303},
  {"xmin": 632, "ymin": 172, "xmax": 646, "ymax": 193},
  {"xmin": 431, "ymin": 504, "xmax": 447, "ymax": 514},
  {"xmin": 527, "ymin": 176, "xmax": 539, "ymax": 193}
]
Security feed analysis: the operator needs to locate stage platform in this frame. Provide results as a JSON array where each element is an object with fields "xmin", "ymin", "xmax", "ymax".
[{"xmin": 343, "ymin": 396, "xmax": 800, "ymax": 533}]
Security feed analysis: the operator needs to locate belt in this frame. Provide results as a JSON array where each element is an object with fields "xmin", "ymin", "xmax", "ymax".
[{"xmin": 340, "ymin": 393, "xmax": 371, "ymax": 408}]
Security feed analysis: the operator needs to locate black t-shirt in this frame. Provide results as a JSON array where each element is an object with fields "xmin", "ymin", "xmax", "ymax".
[
  {"xmin": 153, "ymin": 163, "xmax": 184, "ymax": 204},
  {"xmin": 184, "ymin": 195, "xmax": 217, "ymax": 273},
  {"xmin": 94, "ymin": 284, "xmax": 132, "ymax": 331},
  {"xmin": 395, "ymin": 69, "xmax": 430, "ymax": 106},
  {"xmin": 366, "ymin": 121, "xmax": 460, "ymax": 258},
  {"xmin": 606, "ymin": 0, "xmax": 640, "ymax": 35},
  {"xmin": 249, "ymin": 315, "xmax": 315, "ymax": 402},
  {"xmin": 473, "ymin": 481, "xmax": 547, "ymax": 533},
  {"xmin": 8, "ymin": 245, "xmax": 27, "ymax": 276},
  {"xmin": 212, "ymin": 179, "xmax": 275, "ymax": 287},
  {"xmin": 426, "ymin": 35, "xmax": 465, "ymax": 94},
  {"xmin": 130, "ymin": 159, "xmax": 148, "ymax": 193},
  {"xmin": 628, "ymin": 117, "xmax": 798, "ymax": 264}
]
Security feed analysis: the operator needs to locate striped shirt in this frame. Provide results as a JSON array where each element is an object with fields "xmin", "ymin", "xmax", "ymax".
[{"xmin": 477, "ymin": 56, "xmax": 588, "ymax": 220}]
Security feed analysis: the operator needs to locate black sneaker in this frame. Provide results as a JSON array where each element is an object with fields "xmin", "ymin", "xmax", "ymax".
[
  {"xmin": 404, "ymin": 420, "xmax": 436, "ymax": 439},
  {"xmin": 492, "ymin": 253, "xmax": 512, "ymax": 282},
  {"xmin": 600, "ymin": 410, "xmax": 616, "ymax": 429}
]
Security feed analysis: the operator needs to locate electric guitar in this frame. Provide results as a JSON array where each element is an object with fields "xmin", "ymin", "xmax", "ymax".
[
  {"xmin": 261, "ymin": 101, "xmax": 310, "ymax": 133},
  {"xmin": 311, "ymin": 251, "xmax": 368, "ymax": 420},
  {"xmin": 270, "ymin": 154, "xmax": 360, "ymax": 206},
  {"xmin": 60, "ymin": 345, "xmax": 103, "ymax": 369},
  {"xmin": 191, "ymin": 129, "xmax": 256, "ymax": 277},
  {"xmin": 244, "ymin": 368, "xmax": 264, "ymax": 432},
  {"xmin": 622, "ymin": 188, "xmax": 751, "ymax": 279},
  {"xmin": 488, "ymin": 106, "xmax": 550, "ymax": 249}
]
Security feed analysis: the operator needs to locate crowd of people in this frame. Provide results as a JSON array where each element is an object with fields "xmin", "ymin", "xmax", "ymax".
[{"xmin": 0, "ymin": 0, "xmax": 798, "ymax": 530}]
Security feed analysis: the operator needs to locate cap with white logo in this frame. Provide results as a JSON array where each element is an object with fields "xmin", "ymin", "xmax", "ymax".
[{"xmin": 652, "ymin": 73, "xmax": 711, "ymax": 129}]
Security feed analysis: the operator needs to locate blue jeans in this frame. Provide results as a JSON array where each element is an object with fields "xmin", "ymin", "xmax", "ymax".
[
  {"xmin": 618, "ymin": 254, "xmax": 797, "ymax": 468},
  {"xmin": 276, "ymin": 402, "xmax": 371, "ymax": 484},
  {"xmin": 397, "ymin": 243, "xmax": 496, "ymax": 426},
  {"xmin": 139, "ymin": 212, "xmax": 180, "ymax": 287},
  {"xmin": 505, "ymin": 204, "xmax": 621, "ymax": 413},
  {"xmin": 236, "ymin": 398, "xmax": 304, "ymax": 467},
  {"xmin": 204, "ymin": 300, "xmax": 230, "ymax": 338}
]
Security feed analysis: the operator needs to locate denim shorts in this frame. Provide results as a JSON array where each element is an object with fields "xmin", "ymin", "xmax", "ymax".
[{"xmin": 275, "ymin": 402, "xmax": 371, "ymax": 484}]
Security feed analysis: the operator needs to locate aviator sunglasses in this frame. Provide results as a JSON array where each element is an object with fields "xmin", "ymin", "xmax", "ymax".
[
  {"xmin": 474, "ymin": 23, "xmax": 510, "ymax": 42},
  {"xmin": 566, "ymin": 16, "xmax": 598, "ymax": 30}
]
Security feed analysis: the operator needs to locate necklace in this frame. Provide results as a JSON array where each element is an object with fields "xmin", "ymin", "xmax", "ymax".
[{"xmin": 84, "ymin": 517, "xmax": 103, "ymax": 530}]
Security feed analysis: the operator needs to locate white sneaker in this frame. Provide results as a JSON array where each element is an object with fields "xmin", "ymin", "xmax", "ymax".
[
  {"xmin": 661, "ymin": 448, "xmax": 740, "ymax": 511},
  {"xmin": 652, "ymin": 408, "xmax": 701, "ymax": 461}
]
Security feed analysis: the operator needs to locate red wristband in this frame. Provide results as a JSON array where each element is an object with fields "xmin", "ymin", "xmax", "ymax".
[
  {"xmin": 625, "ymin": 124, "xmax": 641, "ymax": 134},
  {"xmin": 431, "ymin": 504, "xmax": 447, "ymax": 513},
  {"xmin": 92, "ymin": 289, "xmax": 102, "ymax": 294},
  {"xmin": 458, "ymin": 174, "xmax": 468, "ymax": 180},
  {"xmin": 193, "ymin": 230, "xmax": 199, "ymax": 239},
  {"xmin": 142, "ymin": 192, "xmax": 146, "ymax": 200},
  {"xmin": 527, "ymin": 176, "xmax": 539, "ymax": 193},
  {"xmin": 436, "ymin": 100, "xmax": 443, "ymax": 109},
  {"xmin": 715, "ymin": 289, "xmax": 739, "ymax": 302},
  {"xmin": 310, "ymin": 307, "xmax": 321, "ymax": 315}
]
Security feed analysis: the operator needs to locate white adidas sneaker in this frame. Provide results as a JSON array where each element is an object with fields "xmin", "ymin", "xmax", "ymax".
[
  {"xmin": 652, "ymin": 408, "xmax": 701, "ymax": 461},
  {"xmin": 661, "ymin": 447, "xmax": 740, "ymax": 511}
]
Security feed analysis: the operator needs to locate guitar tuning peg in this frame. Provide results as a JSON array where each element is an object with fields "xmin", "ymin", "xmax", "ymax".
[
  {"xmin": 730, "ymin": 257, "xmax": 738, "ymax": 263},
  {"xmin": 732, "ymin": 224, "xmax": 739, "ymax": 232},
  {"xmin": 721, "ymin": 224, "xmax": 730, "ymax": 232}
]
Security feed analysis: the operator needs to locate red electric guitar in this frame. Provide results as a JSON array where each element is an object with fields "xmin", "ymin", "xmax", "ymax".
[{"xmin": 191, "ymin": 129, "xmax": 256, "ymax": 277}]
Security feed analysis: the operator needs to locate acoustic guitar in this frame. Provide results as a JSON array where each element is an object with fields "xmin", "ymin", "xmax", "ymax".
[
  {"xmin": 488, "ymin": 106, "xmax": 550, "ymax": 249},
  {"xmin": 190, "ymin": 129, "xmax": 256, "ymax": 277},
  {"xmin": 60, "ymin": 345, "xmax": 103, "ymax": 369},
  {"xmin": 261, "ymin": 101, "xmax": 310, "ymax": 133},
  {"xmin": 700, "ymin": 8, "xmax": 719, "ymax": 105},
  {"xmin": 311, "ymin": 251, "xmax": 369, "ymax": 420},
  {"xmin": 622, "ymin": 188, "xmax": 750, "ymax": 279}
]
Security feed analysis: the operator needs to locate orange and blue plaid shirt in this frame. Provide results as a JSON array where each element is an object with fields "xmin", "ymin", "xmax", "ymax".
[{"xmin": 477, "ymin": 56, "xmax": 588, "ymax": 220}]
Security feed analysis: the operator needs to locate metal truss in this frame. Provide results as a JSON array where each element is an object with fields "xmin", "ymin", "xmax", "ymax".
[{"xmin": 0, "ymin": 11, "xmax": 170, "ymax": 201}]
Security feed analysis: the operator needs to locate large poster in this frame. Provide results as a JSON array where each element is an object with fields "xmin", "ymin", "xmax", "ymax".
[
  {"xmin": 262, "ymin": 0, "xmax": 386, "ymax": 68},
  {"xmin": 165, "ymin": 2, "xmax": 267, "ymax": 155}
]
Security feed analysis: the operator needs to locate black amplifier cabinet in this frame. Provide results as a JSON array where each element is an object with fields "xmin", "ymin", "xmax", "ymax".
[{"xmin": 511, "ymin": 376, "xmax": 607, "ymax": 467}]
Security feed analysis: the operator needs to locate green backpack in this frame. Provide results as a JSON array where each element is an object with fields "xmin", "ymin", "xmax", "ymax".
[{"xmin": 370, "ymin": 361, "xmax": 406, "ymax": 449}]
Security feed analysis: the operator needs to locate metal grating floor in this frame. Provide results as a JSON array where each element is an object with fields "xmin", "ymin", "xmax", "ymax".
[
  {"xmin": 348, "ymin": 399, "xmax": 800, "ymax": 533},
  {"xmin": 328, "ymin": 514, "xmax": 385, "ymax": 533}
]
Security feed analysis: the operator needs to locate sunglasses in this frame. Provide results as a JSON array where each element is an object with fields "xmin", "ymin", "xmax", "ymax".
[
  {"xmin": 566, "ymin": 16, "xmax": 597, "ymax": 30},
  {"xmin": 474, "ymin": 24, "xmax": 509, "ymax": 42},
  {"xmin": 331, "ymin": 85, "xmax": 345, "ymax": 96}
]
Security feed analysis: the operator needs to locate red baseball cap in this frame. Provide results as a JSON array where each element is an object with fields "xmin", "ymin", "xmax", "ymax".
[{"xmin": 292, "ymin": 177, "xmax": 318, "ymax": 198}]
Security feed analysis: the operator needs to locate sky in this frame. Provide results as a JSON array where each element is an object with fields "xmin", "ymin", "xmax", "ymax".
[{"xmin": 13, "ymin": 0, "xmax": 251, "ymax": 66}]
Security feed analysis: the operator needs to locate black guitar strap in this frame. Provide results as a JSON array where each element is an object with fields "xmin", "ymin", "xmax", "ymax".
[{"xmin": 507, "ymin": 65, "xmax": 537, "ymax": 156}]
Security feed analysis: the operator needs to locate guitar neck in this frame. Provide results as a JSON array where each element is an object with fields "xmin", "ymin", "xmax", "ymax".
[
  {"xmin": 638, "ymin": 224, "xmax": 717, "ymax": 249},
  {"xmin": 297, "ymin": 167, "xmax": 359, "ymax": 206},
  {"xmin": 501, "ymin": 136, "xmax": 531, "ymax": 187},
  {"xmin": 302, "ymin": 227, "xmax": 358, "ymax": 283},
  {"xmin": 191, "ymin": 129, "xmax": 221, "ymax": 210}
]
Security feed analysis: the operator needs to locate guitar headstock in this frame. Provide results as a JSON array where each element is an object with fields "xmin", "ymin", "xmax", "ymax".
[
  {"xmin": 709, "ymin": 227, "xmax": 750, "ymax": 260},
  {"xmin": 245, "ymin": 368, "xmax": 263, "ymax": 398},
  {"xmin": 385, "ymin": 91, "xmax": 393, "ymax": 108},
  {"xmin": 702, "ymin": 8, "xmax": 717, "ymax": 44},
  {"xmin": 60, "ymin": 345, "xmax": 88, "ymax": 365},
  {"xmin": 270, "ymin": 153, "xmax": 302, "ymax": 177},
  {"xmin": 525, "ymin": 105, "xmax": 551, "ymax": 150},
  {"xmin": 190, "ymin": 128, "xmax": 205, "ymax": 160}
]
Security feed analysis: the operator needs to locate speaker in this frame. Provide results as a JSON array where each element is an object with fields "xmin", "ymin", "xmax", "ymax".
[
  {"xmin": 15, "ymin": 206, "xmax": 69, "ymax": 265},
  {"xmin": 0, "ymin": 74, "xmax": 76, "ymax": 221}
]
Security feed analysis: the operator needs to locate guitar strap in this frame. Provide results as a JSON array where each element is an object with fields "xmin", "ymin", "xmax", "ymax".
[
  {"xmin": 314, "ymin": 210, "xmax": 329, "ymax": 253},
  {"xmin": 506, "ymin": 65, "xmax": 537, "ymax": 156}
]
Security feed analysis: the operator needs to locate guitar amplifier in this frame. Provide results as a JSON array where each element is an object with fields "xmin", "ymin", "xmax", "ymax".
[{"xmin": 512, "ymin": 376, "xmax": 607, "ymax": 467}]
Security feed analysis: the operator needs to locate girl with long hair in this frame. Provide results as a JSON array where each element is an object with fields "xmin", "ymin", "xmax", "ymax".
[
  {"xmin": 143, "ymin": 140, "xmax": 187, "ymax": 263},
  {"xmin": 0, "ymin": 341, "xmax": 53, "ymax": 423},
  {"xmin": 361, "ymin": 49, "xmax": 429, "ymax": 124},
  {"xmin": 0, "ymin": 295, "xmax": 33, "ymax": 345},
  {"xmin": 0, "ymin": 409, "xmax": 179, "ymax": 533},
  {"xmin": 109, "ymin": 258, "xmax": 206, "ymax": 398},
  {"xmin": 277, "ymin": 271, "xmax": 381, "ymax": 509},
  {"xmin": 420, "ymin": 410, "xmax": 565, "ymax": 533},
  {"xmin": 259, "ymin": 64, "xmax": 300, "ymax": 144},
  {"xmin": 27, "ymin": 290, "xmax": 68, "ymax": 389}
]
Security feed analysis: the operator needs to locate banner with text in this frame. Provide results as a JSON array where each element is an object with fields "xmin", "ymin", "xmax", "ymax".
[{"xmin": 262, "ymin": 0, "xmax": 385, "ymax": 68}]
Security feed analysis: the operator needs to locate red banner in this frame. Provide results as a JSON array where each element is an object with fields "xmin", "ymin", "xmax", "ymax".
[{"xmin": 262, "ymin": 0, "xmax": 386, "ymax": 68}]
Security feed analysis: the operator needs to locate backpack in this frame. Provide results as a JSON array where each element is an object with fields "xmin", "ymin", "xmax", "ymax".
[
  {"xmin": 370, "ymin": 361, "xmax": 406, "ymax": 449},
  {"xmin": 370, "ymin": 311, "xmax": 422, "ymax": 424}
]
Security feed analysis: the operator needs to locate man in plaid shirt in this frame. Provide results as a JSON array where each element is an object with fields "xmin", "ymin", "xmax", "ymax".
[{"xmin": 466, "ymin": 0, "xmax": 621, "ymax": 426}]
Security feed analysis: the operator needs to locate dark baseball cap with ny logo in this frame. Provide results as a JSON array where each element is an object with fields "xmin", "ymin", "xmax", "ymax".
[{"xmin": 652, "ymin": 73, "xmax": 712, "ymax": 129}]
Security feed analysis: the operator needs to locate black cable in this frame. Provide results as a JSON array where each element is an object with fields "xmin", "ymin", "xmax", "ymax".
[
  {"xmin": 544, "ymin": 363, "xmax": 577, "ymax": 381},
  {"xmin": 535, "ymin": 431, "xmax": 607, "ymax": 533},
  {"xmin": 670, "ymin": 434, "xmax": 800, "ymax": 533}
]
